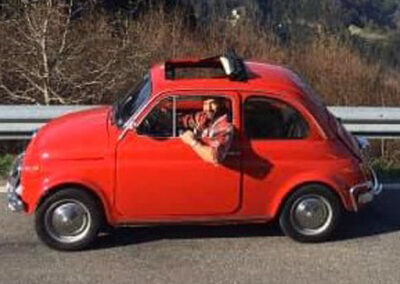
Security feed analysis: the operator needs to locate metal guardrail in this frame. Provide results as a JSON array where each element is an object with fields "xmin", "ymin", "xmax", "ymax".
[
  {"xmin": 0, "ymin": 105, "xmax": 399, "ymax": 140},
  {"xmin": 0, "ymin": 105, "xmax": 96, "ymax": 140},
  {"xmin": 329, "ymin": 107, "xmax": 400, "ymax": 138}
]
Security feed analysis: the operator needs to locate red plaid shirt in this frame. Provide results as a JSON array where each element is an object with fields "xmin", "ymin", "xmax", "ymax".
[{"xmin": 180, "ymin": 112, "xmax": 233, "ymax": 163}]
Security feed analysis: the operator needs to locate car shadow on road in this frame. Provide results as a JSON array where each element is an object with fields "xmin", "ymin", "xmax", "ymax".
[
  {"xmin": 91, "ymin": 190, "xmax": 400, "ymax": 250},
  {"xmin": 92, "ymin": 223, "xmax": 283, "ymax": 250},
  {"xmin": 334, "ymin": 189, "xmax": 400, "ymax": 241}
]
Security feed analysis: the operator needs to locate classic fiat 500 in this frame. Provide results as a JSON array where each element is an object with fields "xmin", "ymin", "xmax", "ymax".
[{"xmin": 7, "ymin": 51, "xmax": 382, "ymax": 250}]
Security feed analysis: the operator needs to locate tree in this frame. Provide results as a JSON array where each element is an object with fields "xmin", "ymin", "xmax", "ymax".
[
  {"xmin": 341, "ymin": 0, "xmax": 399, "ymax": 28},
  {"xmin": 0, "ymin": 0, "xmax": 146, "ymax": 105}
]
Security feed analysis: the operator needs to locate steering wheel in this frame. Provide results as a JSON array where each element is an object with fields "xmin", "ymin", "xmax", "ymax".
[
  {"xmin": 176, "ymin": 113, "xmax": 193, "ymax": 135},
  {"xmin": 146, "ymin": 107, "xmax": 175, "ymax": 134}
]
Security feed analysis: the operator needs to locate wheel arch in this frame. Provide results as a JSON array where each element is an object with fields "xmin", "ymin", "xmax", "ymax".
[
  {"xmin": 35, "ymin": 182, "xmax": 113, "ymax": 226},
  {"xmin": 271, "ymin": 181, "xmax": 347, "ymax": 220}
]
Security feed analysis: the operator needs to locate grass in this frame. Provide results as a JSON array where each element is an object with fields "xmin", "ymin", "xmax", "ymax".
[
  {"xmin": 371, "ymin": 158, "xmax": 400, "ymax": 182},
  {"xmin": 368, "ymin": 140, "xmax": 400, "ymax": 178},
  {"xmin": 0, "ymin": 154, "xmax": 13, "ymax": 179}
]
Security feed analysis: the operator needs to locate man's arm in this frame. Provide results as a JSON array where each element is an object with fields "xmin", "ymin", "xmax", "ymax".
[
  {"xmin": 180, "ymin": 125, "xmax": 233, "ymax": 165},
  {"xmin": 179, "ymin": 112, "xmax": 208, "ymax": 133},
  {"xmin": 180, "ymin": 130, "xmax": 218, "ymax": 164}
]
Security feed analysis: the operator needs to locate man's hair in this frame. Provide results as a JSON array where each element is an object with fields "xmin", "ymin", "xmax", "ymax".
[{"xmin": 204, "ymin": 97, "xmax": 230, "ymax": 120}]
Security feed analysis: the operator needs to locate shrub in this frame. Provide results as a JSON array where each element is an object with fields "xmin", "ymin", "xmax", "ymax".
[{"xmin": 0, "ymin": 154, "xmax": 13, "ymax": 179}]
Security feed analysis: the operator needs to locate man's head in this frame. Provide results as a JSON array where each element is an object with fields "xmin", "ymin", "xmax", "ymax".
[{"xmin": 203, "ymin": 97, "xmax": 227, "ymax": 120}]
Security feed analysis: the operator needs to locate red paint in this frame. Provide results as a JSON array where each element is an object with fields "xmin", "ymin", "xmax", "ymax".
[{"xmin": 20, "ymin": 61, "xmax": 371, "ymax": 225}]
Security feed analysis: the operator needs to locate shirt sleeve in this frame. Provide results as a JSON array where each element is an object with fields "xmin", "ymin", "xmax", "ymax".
[
  {"xmin": 179, "ymin": 112, "xmax": 208, "ymax": 132},
  {"xmin": 209, "ymin": 124, "xmax": 234, "ymax": 163}
]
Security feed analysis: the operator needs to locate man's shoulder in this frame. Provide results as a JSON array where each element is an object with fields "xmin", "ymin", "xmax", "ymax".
[
  {"xmin": 213, "ymin": 114, "xmax": 231, "ymax": 126},
  {"xmin": 211, "ymin": 114, "xmax": 233, "ymax": 134}
]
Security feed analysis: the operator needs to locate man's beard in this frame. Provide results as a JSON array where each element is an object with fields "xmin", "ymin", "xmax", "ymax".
[{"xmin": 205, "ymin": 111, "xmax": 216, "ymax": 121}]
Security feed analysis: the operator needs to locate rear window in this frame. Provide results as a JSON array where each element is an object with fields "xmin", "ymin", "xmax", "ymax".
[{"xmin": 244, "ymin": 97, "xmax": 308, "ymax": 139}]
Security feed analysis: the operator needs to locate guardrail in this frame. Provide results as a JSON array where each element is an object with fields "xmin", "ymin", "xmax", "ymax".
[
  {"xmin": 329, "ymin": 107, "xmax": 400, "ymax": 138},
  {"xmin": 0, "ymin": 105, "xmax": 96, "ymax": 140},
  {"xmin": 0, "ymin": 105, "xmax": 399, "ymax": 140}
]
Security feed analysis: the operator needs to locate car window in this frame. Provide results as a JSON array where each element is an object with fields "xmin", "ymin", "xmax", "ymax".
[
  {"xmin": 244, "ymin": 97, "xmax": 308, "ymax": 139},
  {"xmin": 137, "ymin": 95, "xmax": 233, "ymax": 138},
  {"xmin": 175, "ymin": 96, "xmax": 232, "ymax": 136},
  {"xmin": 136, "ymin": 97, "xmax": 173, "ymax": 137}
]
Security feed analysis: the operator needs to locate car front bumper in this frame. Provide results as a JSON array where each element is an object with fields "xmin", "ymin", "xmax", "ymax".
[
  {"xmin": 7, "ymin": 184, "xmax": 24, "ymax": 212},
  {"xmin": 6, "ymin": 154, "xmax": 25, "ymax": 212},
  {"xmin": 349, "ymin": 168, "xmax": 383, "ymax": 212}
]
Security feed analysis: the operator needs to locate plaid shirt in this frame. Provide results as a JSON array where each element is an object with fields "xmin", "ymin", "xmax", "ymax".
[{"xmin": 180, "ymin": 112, "xmax": 233, "ymax": 163}]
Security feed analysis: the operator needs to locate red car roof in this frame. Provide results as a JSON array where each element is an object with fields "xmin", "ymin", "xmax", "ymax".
[{"xmin": 149, "ymin": 61, "xmax": 307, "ymax": 100}]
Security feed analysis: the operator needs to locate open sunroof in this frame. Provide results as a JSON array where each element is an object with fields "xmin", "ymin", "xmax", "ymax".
[{"xmin": 165, "ymin": 49, "xmax": 248, "ymax": 82}]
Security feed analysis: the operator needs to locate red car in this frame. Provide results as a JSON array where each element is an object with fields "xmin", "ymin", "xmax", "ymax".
[{"xmin": 7, "ymin": 51, "xmax": 382, "ymax": 250}]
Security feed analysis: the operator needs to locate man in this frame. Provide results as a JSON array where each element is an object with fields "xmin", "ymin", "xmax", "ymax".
[{"xmin": 179, "ymin": 97, "xmax": 233, "ymax": 165}]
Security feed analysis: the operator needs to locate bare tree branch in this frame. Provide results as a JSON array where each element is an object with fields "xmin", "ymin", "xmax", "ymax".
[
  {"xmin": 58, "ymin": 0, "xmax": 73, "ymax": 57},
  {"xmin": 20, "ymin": 73, "xmax": 45, "ymax": 94},
  {"xmin": 0, "ymin": 84, "xmax": 39, "ymax": 104}
]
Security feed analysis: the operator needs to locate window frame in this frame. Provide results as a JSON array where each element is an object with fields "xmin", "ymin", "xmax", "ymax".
[
  {"xmin": 115, "ymin": 74, "xmax": 152, "ymax": 128},
  {"xmin": 135, "ymin": 94, "xmax": 234, "ymax": 139},
  {"xmin": 243, "ymin": 95, "xmax": 310, "ymax": 141},
  {"xmin": 135, "ymin": 96, "xmax": 175, "ymax": 138}
]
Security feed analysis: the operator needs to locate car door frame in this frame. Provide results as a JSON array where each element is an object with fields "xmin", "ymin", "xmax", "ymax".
[
  {"xmin": 113, "ymin": 89, "xmax": 245, "ymax": 221},
  {"xmin": 237, "ymin": 90, "xmax": 328, "ymax": 218}
]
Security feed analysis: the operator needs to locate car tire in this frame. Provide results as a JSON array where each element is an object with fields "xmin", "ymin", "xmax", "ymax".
[
  {"xmin": 279, "ymin": 184, "xmax": 342, "ymax": 242},
  {"xmin": 35, "ymin": 188, "xmax": 102, "ymax": 251}
]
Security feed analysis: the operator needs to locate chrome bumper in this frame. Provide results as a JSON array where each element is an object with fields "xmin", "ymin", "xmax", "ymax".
[
  {"xmin": 6, "ymin": 154, "xmax": 25, "ymax": 212},
  {"xmin": 7, "ymin": 184, "xmax": 24, "ymax": 212},
  {"xmin": 349, "ymin": 168, "xmax": 383, "ymax": 212}
]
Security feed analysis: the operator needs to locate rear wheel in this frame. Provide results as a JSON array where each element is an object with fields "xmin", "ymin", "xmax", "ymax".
[
  {"xmin": 35, "ymin": 188, "xmax": 102, "ymax": 251},
  {"xmin": 279, "ymin": 184, "xmax": 342, "ymax": 242}
]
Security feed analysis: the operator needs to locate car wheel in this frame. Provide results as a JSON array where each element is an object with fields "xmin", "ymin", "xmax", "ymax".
[
  {"xmin": 279, "ymin": 184, "xmax": 342, "ymax": 242},
  {"xmin": 35, "ymin": 188, "xmax": 102, "ymax": 251}
]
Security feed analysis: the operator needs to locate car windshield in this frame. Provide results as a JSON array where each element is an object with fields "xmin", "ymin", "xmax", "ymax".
[{"xmin": 113, "ymin": 74, "xmax": 151, "ymax": 127}]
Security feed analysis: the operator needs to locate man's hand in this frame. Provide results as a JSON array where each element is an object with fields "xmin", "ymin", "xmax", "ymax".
[
  {"xmin": 179, "ymin": 130, "xmax": 195, "ymax": 146},
  {"xmin": 180, "ymin": 129, "xmax": 217, "ymax": 164}
]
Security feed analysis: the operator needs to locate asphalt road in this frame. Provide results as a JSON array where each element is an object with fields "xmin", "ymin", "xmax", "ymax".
[{"xmin": 1, "ymin": 190, "xmax": 400, "ymax": 284}]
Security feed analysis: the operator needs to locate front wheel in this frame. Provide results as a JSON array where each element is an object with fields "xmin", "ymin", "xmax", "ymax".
[
  {"xmin": 35, "ymin": 188, "xmax": 102, "ymax": 251},
  {"xmin": 279, "ymin": 184, "xmax": 342, "ymax": 242}
]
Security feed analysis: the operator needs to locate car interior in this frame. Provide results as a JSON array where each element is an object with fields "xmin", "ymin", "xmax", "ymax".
[
  {"xmin": 244, "ymin": 98, "xmax": 309, "ymax": 139},
  {"xmin": 137, "ymin": 96, "xmax": 232, "ymax": 138}
]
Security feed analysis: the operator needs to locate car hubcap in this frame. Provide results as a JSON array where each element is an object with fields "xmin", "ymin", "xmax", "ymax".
[
  {"xmin": 290, "ymin": 195, "xmax": 333, "ymax": 236},
  {"xmin": 45, "ymin": 200, "xmax": 91, "ymax": 243}
]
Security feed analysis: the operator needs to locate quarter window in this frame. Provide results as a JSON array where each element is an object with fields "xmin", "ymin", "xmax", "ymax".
[{"xmin": 244, "ymin": 97, "xmax": 308, "ymax": 139}]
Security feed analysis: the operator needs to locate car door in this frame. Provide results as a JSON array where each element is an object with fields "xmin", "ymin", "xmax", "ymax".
[
  {"xmin": 240, "ymin": 94, "xmax": 320, "ymax": 215},
  {"xmin": 115, "ymin": 91, "xmax": 241, "ymax": 220}
]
